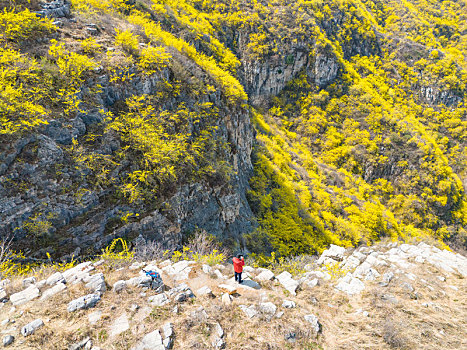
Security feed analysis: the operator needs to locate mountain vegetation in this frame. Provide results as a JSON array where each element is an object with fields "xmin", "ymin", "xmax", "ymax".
[{"xmin": 0, "ymin": 0, "xmax": 466, "ymax": 260}]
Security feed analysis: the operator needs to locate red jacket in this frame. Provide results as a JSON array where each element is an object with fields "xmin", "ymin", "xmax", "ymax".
[{"xmin": 233, "ymin": 257, "xmax": 245, "ymax": 273}]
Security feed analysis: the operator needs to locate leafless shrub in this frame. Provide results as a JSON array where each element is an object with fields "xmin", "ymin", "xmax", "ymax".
[
  {"xmin": 133, "ymin": 239, "xmax": 166, "ymax": 261},
  {"xmin": 185, "ymin": 230, "xmax": 230, "ymax": 258},
  {"xmin": 382, "ymin": 318, "xmax": 410, "ymax": 349}
]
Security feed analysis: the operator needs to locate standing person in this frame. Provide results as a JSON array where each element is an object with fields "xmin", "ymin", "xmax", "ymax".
[{"xmin": 233, "ymin": 254, "xmax": 245, "ymax": 284}]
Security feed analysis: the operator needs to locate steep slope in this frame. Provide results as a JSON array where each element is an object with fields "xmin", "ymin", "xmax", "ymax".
[{"xmin": 0, "ymin": 0, "xmax": 466, "ymax": 259}]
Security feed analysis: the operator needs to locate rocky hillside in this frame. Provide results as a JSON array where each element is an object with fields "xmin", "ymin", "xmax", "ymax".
[
  {"xmin": 0, "ymin": 0, "xmax": 466, "ymax": 259},
  {"xmin": 0, "ymin": 241, "xmax": 466, "ymax": 349}
]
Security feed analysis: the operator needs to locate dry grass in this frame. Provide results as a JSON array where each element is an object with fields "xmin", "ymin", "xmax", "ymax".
[{"xmin": 1, "ymin": 243, "xmax": 466, "ymax": 350}]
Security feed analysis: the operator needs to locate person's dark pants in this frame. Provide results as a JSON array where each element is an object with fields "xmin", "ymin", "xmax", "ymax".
[{"xmin": 235, "ymin": 271, "xmax": 242, "ymax": 283}]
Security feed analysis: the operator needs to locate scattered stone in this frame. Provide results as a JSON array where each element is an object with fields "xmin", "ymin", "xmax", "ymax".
[
  {"xmin": 94, "ymin": 260, "xmax": 105, "ymax": 267},
  {"xmin": 22, "ymin": 277, "xmax": 36, "ymax": 288},
  {"xmin": 275, "ymin": 311, "xmax": 284, "ymax": 318},
  {"xmin": 364, "ymin": 268, "xmax": 380, "ymax": 281},
  {"xmin": 148, "ymin": 293, "xmax": 169, "ymax": 307},
  {"xmin": 67, "ymin": 294, "xmax": 101, "ymax": 312},
  {"xmin": 2, "ymin": 335, "xmax": 14, "ymax": 346},
  {"xmin": 21, "ymin": 319, "xmax": 44, "ymax": 337},
  {"xmin": 85, "ymin": 273, "xmax": 106, "ymax": 295},
  {"xmin": 131, "ymin": 329, "xmax": 164, "ymax": 350},
  {"xmin": 213, "ymin": 322, "xmax": 224, "ymax": 338},
  {"xmin": 130, "ymin": 304, "xmax": 140, "ymax": 312},
  {"xmin": 282, "ymin": 300, "xmax": 296, "ymax": 308},
  {"xmin": 202, "ymin": 265, "xmax": 212, "ymax": 274},
  {"xmin": 355, "ymin": 308, "xmax": 369, "ymax": 317},
  {"xmin": 69, "ymin": 336, "xmax": 92, "ymax": 350},
  {"xmin": 275, "ymin": 271, "xmax": 299, "ymax": 296},
  {"xmin": 40, "ymin": 282, "xmax": 66, "ymax": 300},
  {"xmin": 243, "ymin": 266, "xmax": 255, "ymax": 273},
  {"xmin": 284, "ymin": 331, "xmax": 296, "ymax": 343},
  {"xmin": 316, "ymin": 244, "xmax": 346, "ymax": 264},
  {"xmin": 10, "ymin": 285, "xmax": 40, "ymax": 306},
  {"xmin": 221, "ymin": 293, "xmax": 232, "ymax": 306},
  {"xmin": 437, "ymin": 276, "xmax": 446, "ymax": 282},
  {"xmin": 304, "ymin": 314, "xmax": 321, "ymax": 333},
  {"xmin": 127, "ymin": 275, "xmax": 153, "ymax": 289},
  {"xmin": 401, "ymin": 282, "xmax": 414, "ymax": 292},
  {"xmin": 258, "ymin": 302, "xmax": 277, "ymax": 316},
  {"xmin": 304, "ymin": 278, "xmax": 319, "ymax": 288},
  {"xmin": 335, "ymin": 274, "xmax": 365, "ymax": 295},
  {"xmin": 256, "ymin": 269, "xmax": 275, "ymax": 282},
  {"xmin": 196, "ymin": 286, "xmax": 213, "ymax": 297},
  {"xmin": 218, "ymin": 284, "xmax": 236, "ymax": 295},
  {"xmin": 88, "ymin": 310, "xmax": 102, "ymax": 325},
  {"xmin": 212, "ymin": 337, "xmax": 226, "ymax": 349},
  {"xmin": 110, "ymin": 313, "xmax": 130, "ymax": 337},
  {"xmin": 214, "ymin": 270, "xmax": 225, "ymax": 280},
  {"xmin": 113, "ymin": 280, "xmax": 127, "ymax": 293},
  {"xmin": 161, "ymin": 322, "xmax": 174, "ymax": 349},
  {"xmin": 36, "ymin": 280, "xmax": 47, "ymax": 289},
  {"xmin": 1, "ymin": 319, "xmax": 9, "ymax": 326},
  {"xmin": 191, "ymin": 307, "xmax": 209, "ymax": 322},
  {"xmin": 46, "ymin": 272, "xmax": 65, "ymax": 286},
  {"xmin": 239, "ymin": 305, "xmax": 257, "ymax": 318},
  {"xmin": 381, "ymin": 294, "xmax": 398, "ymax": 304}
]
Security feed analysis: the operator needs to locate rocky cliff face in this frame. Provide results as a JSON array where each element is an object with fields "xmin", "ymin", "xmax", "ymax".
[
  {"xmin": 0, "ymin": 66, "xmax": 255, "ymax": 259},
  {"xmin": 1, "ymin": 0, "xmax": 466, "ymax": 259}
]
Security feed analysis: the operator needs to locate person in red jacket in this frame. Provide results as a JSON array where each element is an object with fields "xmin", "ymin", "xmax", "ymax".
[{"xmin": 233, "ymin": 254, "xmax": 245, "ymax": 284}]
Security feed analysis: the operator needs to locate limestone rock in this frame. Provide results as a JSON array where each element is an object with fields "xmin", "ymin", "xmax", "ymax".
[
  {"xmin": 304, "ymin": 314, "xmax": 321, "ymax": 334},
  {"xmin": 10, "ymin": 285, "xmax": 40, "ymax": 306},
  {"xmin": 256, "ymin": 269, "xmax": 274, "ymax": 282},
  {"xmin": 3, "ymin": 335, "xmax": 14, "ymax": 346},
  {"xmin": 335, "ymin": 274, "xmax": 365, "ymax": 296},
  {"xmin": 110, "ymin": 313, "xmax": 130, "ymax": 337},
  {"xmin": 282, "ymin": 300, "xmax": 296, "ymax": 308},
  {"xmin": 148, "ymin": 293, "xmax": 169, "ymax": 307},
  {"xmin": 131, "ymin": 330, "xmax": 165, "ymax": 350},
  {"xmin": 113, "ymin": 280, "xmax": 127, "ymax": 293},
  {"xmin": 40, "ymin": 282, "xmax": 66, "ymax": 300},
  {"xmin": 85, "ymin": 273, "xmax": 106, "ymax": 295},
  {"xmin": 21, "ymin": 319, "xmax": 44, "ymax": 337},
  {"xmin": 218, "ymin": 284, "xmax": 237, "ymax": 295},
  {"xmin": 221, "ymin": 293, "xmax": 232, "ymax": 306},
  {"xmin": 88, "ymin": 310, "xmax": 102, "ymax": 325},
  {"xmin": 46, "ymin": 272, "xmax": 65, "ymax": 286},
  {"xmin": 275, "ymin": 271, "xmax": 299, "ymax": 296},
  {"xmin": 258, "ymin": 302, "xmax": 277, "ymax": 315},
  {"xmin": 196, "ymin": 286, "xmax": 213, "ymax": 297},
  {"xmin": 67, "ymin": 294, "xmax": 100, "ymax": 312},
  {"xmin": 238, "ymin": 305, "xmax": 257, "ymax": 318},
  {"xmin": 22, "ymin": 277, "xmax": 36, "ymax": 288},
  {"xmin": 316, "ymin": 245, "xmax": 346, "ymax": 264}
]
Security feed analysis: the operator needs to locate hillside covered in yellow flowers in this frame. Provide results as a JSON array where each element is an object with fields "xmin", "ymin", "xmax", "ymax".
[{"xmin": 0, "ymin": 0, "xmax": 466, "ymax": 259}]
